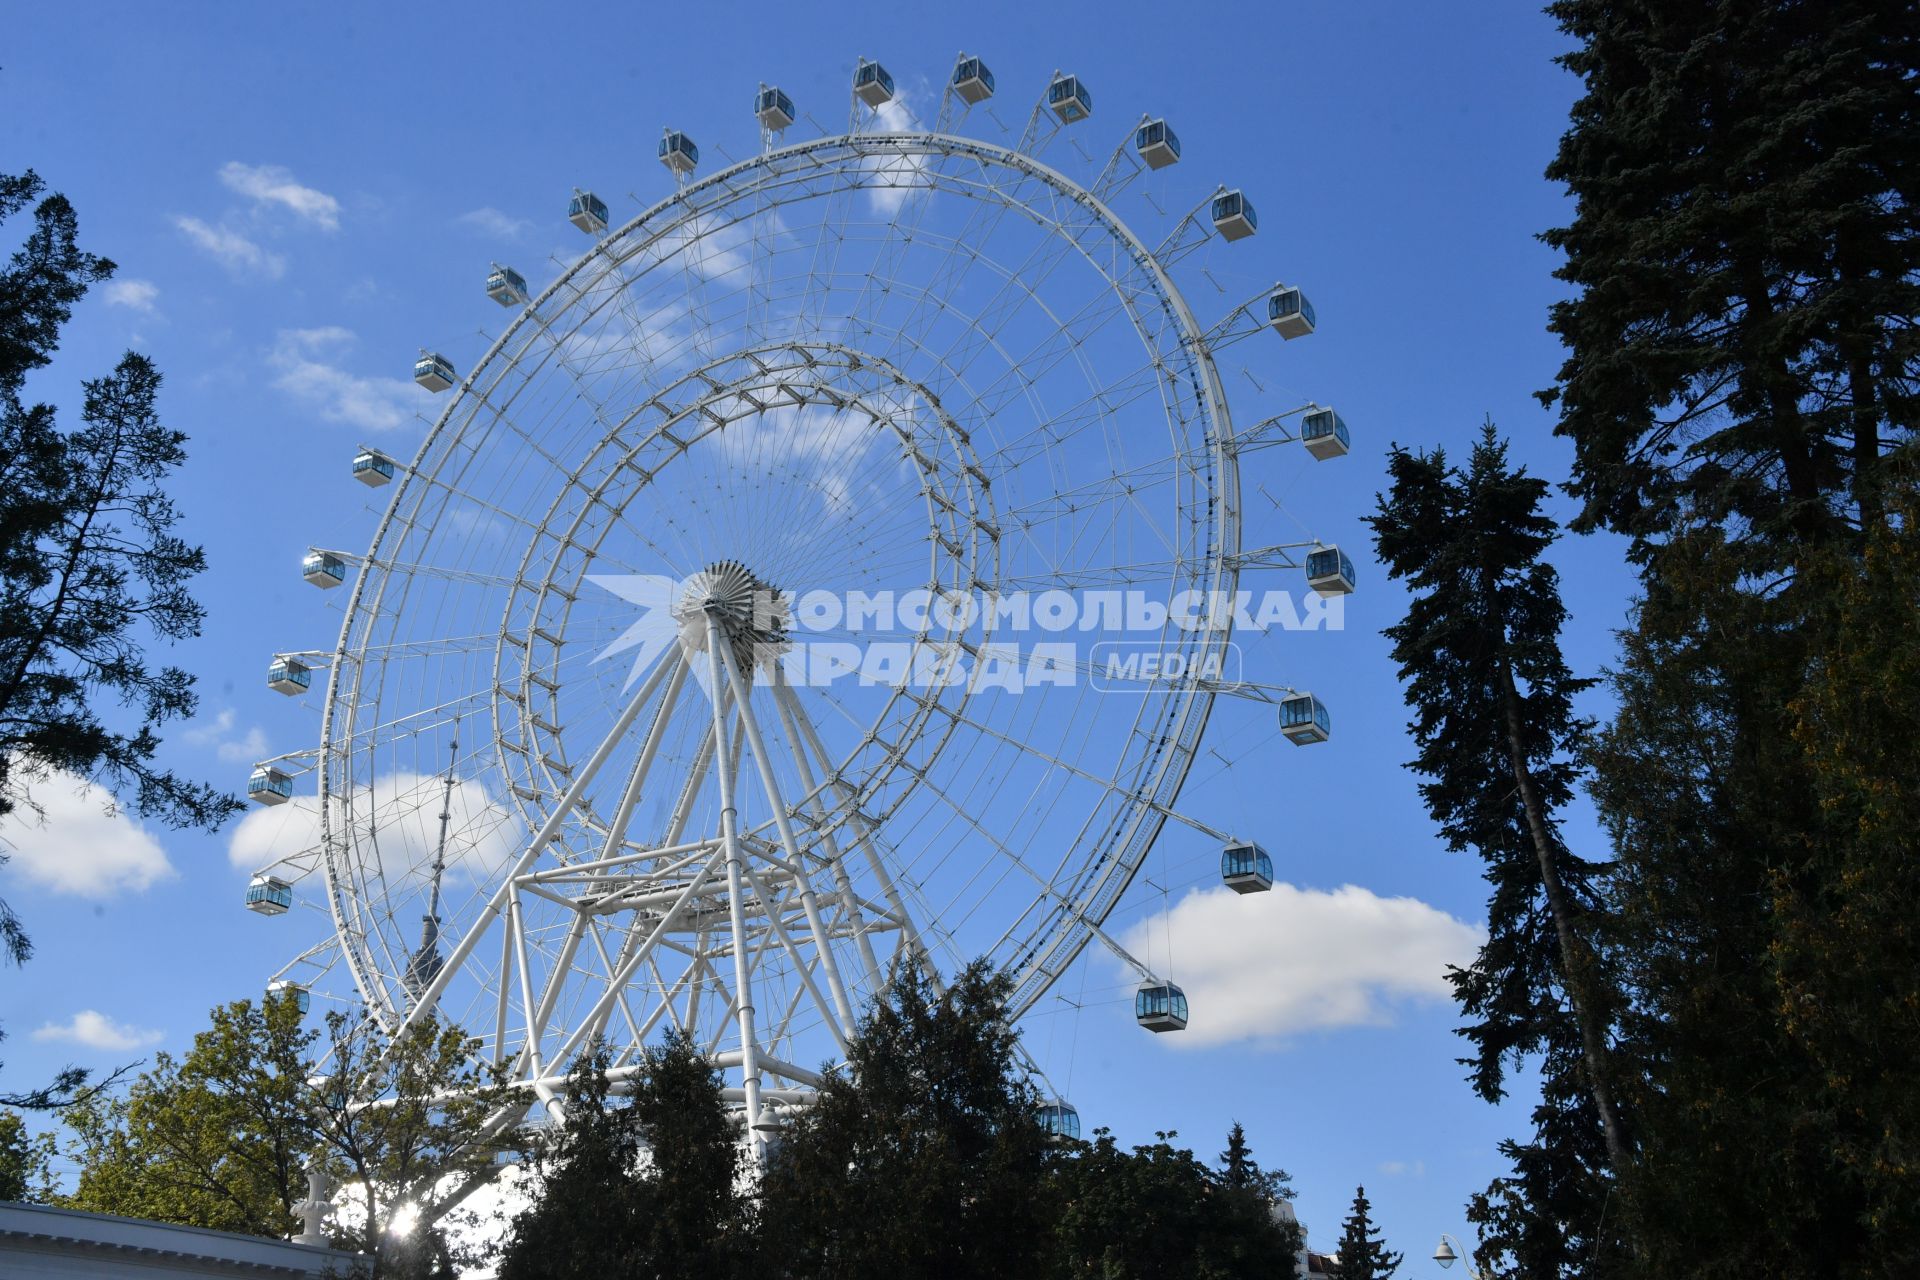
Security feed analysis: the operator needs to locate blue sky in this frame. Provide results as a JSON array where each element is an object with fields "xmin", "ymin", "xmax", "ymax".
[{"xmin": 2, "ymin": 0, "xmax": 1639, "ymax": 1265}]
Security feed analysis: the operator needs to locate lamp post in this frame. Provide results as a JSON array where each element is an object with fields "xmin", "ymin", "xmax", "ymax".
[{"xmin": 1432, "ymin": 1234, "xmax": 1485, "ymax": 1279}]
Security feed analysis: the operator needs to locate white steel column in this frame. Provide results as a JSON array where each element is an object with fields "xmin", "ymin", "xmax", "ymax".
[
  {"xmin": 717, "ymin": 639, "xmax": 859, "ymax": 1039},
  {"xmin": 770, "ymin": 663, "xmax": 885, "ymax": 990},
  {"xmin": 704, "ymin": 612, "xmax": 766, "ymax": 1162}
]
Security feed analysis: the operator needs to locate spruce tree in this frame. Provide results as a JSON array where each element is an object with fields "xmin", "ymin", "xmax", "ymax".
[
  {"xmin": 496, "ymin": 1044, "xmax": 647, "ymax": 1279},
  {"xmin": 1541, "ymin": 2, "xmax": 1920, "ymax": 1272},
  {"xmin": 756, "ymin": 959, "xmax": 1056, "ymax": 1280},
  {"xmin": 1332, "ymin": 1186, "xmax": 1400, "ymax": 1280}
]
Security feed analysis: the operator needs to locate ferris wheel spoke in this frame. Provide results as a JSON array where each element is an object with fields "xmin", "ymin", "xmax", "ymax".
[{"xmin": 394, "ymin": 643, "xmax": 683, "ymax": 1038}]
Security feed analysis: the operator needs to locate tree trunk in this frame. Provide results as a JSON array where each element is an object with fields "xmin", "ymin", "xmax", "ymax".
[{"xmin": 1496, "ymin": 661, "xmax": 1632, "ymax": 1178}]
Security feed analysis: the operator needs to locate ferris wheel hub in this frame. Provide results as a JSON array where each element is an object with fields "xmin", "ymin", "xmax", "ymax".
[{"xmin": 672, "ymin": 559, "xmax": 790, "ymax": 676}]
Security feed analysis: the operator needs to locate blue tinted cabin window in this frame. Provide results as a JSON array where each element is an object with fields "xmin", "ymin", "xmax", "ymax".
[
  {"xmin": 1222, "ymin": 845, "xmax": 1270, "ymax": 879},
  {"xmin": 1281, "ymin": 696, "xmax": 1320, "ymax": 728},
  {"xmin": 1166, "ymin": 128, "xmax": 1180, "ymax": 156},
  {"xmin": 268, "ymin": 661, "xmax": 311, "ymax": 689},
  {"xmin": 980, "ymin": 66, "xmax": 994, "ymax": 91}
]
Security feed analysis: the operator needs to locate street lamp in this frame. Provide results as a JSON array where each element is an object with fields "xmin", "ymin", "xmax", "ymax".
[{"xmin": 1432, "ymin": 1234, "xmax": 1484, "ymax": 1278}]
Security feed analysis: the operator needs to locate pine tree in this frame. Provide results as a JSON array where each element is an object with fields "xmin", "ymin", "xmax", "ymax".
[
  {"xmin": 0, "ymin": 171, "xmax": 236, "ymax": 1111},
  {"xmin": 1332, "ymin": 1186, "xmax": 1401, "ymax": 1280}
]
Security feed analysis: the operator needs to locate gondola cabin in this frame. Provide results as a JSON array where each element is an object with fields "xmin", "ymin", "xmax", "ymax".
[
  {"xmin": 1305, "ymin": 547, "xmax": 1356, "ymax": 597},
  {"xmin": 659, "ymin": 130, "xmax": 699, "ymax": 176},
  {"xmin": 1220, "ymin": 841, "xmax": 1274, "ymax": 894},
  {"xmin": 413, "ymin": 352, "xmax": 456, "ymax": 392},
  {"xmin": 248, "ymin": 766, "xmax": 294, "ymax": 807},
  {"xmin": 1048, "ymin": 73, "xmax": 1092, "ymax": 124},
  {"xmin": 567, "ymin": 189, "xmax": 609, "ymax": 235},
  {"xmin": 1212, "ymin": 189, "xmax": 1258, "ymax": 242},
  {"xmin": 267, "ymin": 980, "xmax": 311, "ymax": 1015},
  {"xmin": 1301, "ymin": 407, "xmax": 1351, "ymax": 460},
  {"xmin": 267, "ymin": 657, "xmax": 311, "ymax": 696},
  {"xmin": 245, "ymin": 874, "xmax": 293, "ymax": 916},
  {"xmin": 352, "ymin": 449, "xmax": 395, "ymax": 487},
  {"xmin": 301, "ymin": 551, "xmax": 345, "ymax": 589},
  {"xmin": 854, "ymin": 59, "xmax": 895, "ymax": 108},
  {"xmin": 1135, "ymin": 981, "xmax": 1188, "ymax": 1032},
  {"xmin": 1036, "ymin": 1101, "xmax": 1081, "ymax": 1140},
  {"xmin": 485, "ymin": 264, "xmax": 528, "ymax": 308},
  {"xmin": 952, "ymin": 55, "xmax": 994, "ymax": 105},
  {"xmin": 756, "ymin": 85, "xmax": 795, "ymax": 131},
  {"xmin": 1280, "ymin": 693, "xmax": 1331, "ymax": 745},
  {"xmin": 1268, "ymin": 286, "xmax": 1316, "ymax": 339},
  {"xmin": 1136, "ymin": 118, "xmax": 1181, "ymax": 169}
]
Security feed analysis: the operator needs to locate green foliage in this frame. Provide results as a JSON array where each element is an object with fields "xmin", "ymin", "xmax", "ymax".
[
  {"xmin": 0, "ymin": 168, "xmax": 234, "ymax": 1110},
  {"xmin": 1331, "ymin": 1185, "xmax": 1400, "ymax": 1280},
  {"xmin": 1369, "ymin": 427, "xmax": 1608, "ymax": 1102},
  {"xmin": 1051, "ymin": 1126, "xmax": 1302, "ymax": 1280},
  {"xmin": 310, "ymin": 1010, "xmax": 515, "ymax": 1276},
  {"xmin": 0, "ymin": 170, "xmax": 235, "ymax": 832},
  {"xmin": 757, "ymin": 959, "xmax": 1057, "ymax": 1280},
  {"xmin": 0, "ymin": 1109, "xmax": 59, "ymax": 1201},
  {"xmin": 1539, "ymin": 3, "xmax": 1920, "ymax": 1274},
  {"xmin": 60, "ymin": 996, "xmax": 510, "ymax": 1278},
  {"xmin": 63, "ymin": 993, "xmax": 314, "ymax": 1235},
  {"xmin": 498, "ymin": 1044, "xmax": 647, "ymax": 1278},
  {"xmin": 1541, "ymin": 0, "xmax": 1918, "ymax": 547},
  {"xmin": 1369, "ymin": 427, "xmax": 1627, "ymax": 1273},
  {"xmin": 498, "ymin": 1032, "xmax": 747, "ymax": 1279}
]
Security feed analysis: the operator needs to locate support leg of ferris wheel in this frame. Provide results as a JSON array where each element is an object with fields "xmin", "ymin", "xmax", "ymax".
[
  {"xmin": 391, "ymin": 642, "xmax": 682, "ymax": 1045},
  {"xmin": 704, "ymin": 610, "xmax": 768, "ymax": 1164},
  {"xmin": 521, "ymin": 652, "xmax": 692, "ymax": 1064},
  {"xmin": 717, "ymin": 636, "xmax": 860, "ymax": 1040},
  {"xmin": 766, "ymin": 664, "xmax": 884, "ymax": 993},
  {"xmin": 771, "ymin": 670, "xmax": 942, "ymax": 986}
]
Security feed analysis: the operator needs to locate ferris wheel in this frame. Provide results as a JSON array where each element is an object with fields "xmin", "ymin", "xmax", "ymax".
[{"xmin": 239, "ymin": 53, "xmax": 1354, "ymax": 1151}]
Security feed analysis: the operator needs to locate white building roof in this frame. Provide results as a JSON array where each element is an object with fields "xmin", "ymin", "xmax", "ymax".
[{"xmin": 0, "ymin": 1200, "xmax": 362, "ymax": 1279}]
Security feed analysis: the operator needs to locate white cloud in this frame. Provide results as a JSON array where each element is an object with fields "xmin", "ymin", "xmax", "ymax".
[
  {"xmin": 32, "ymin": 1010, "xmax": 164, "ymax": 1052},
  {"xmin": 1379, "ymin": 1160, "xmax": 1427, "ymax": 1178},
  {"xmin": 457, "ymin": 207, "xmax": 532, "ymax": 239},
  {"xmin": 228, "ymin": 770, "xmax": 517, "ymax": 888},
  {"xmin": 1119, "ymin": 883, "xmax": 1483, "ymax": 1048},
  {"xmin": 270, "ymin": 326, "xmax": 430, "ymax": 432},
  {"xmin": 183, "ymin": 709, "xmax": 269, "ymax": 763},
  {"xmin": 104, "ymin": 279, "xmax": 159, "ymax": 313},
  {"xmin": 866, "ymin": 94, "xmax": 930, "ymax": 215},
  {"xmin": 219, "ymin": 162, "xmax": 341, "ymax": 230},
  {"xmin": 174, "ymin": 216, "xmax": 286, "ymax": 280},
  {"xmin": 0, "ymin": 772, "xmax": 174, "ymax": 896}
]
